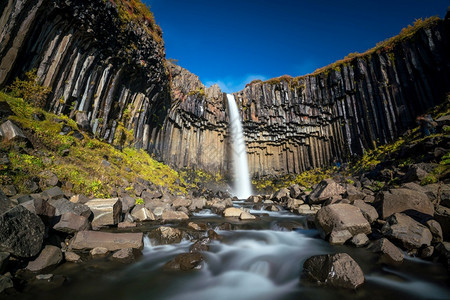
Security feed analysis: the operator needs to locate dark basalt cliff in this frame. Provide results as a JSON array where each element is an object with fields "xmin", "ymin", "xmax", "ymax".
[
  {"xmin": 1, "ymin": 1, "xmax": 449, "ymax": 179},
  {"xmin": 0, "ymin": 0, "xmax": 169, "ymax": 147}
]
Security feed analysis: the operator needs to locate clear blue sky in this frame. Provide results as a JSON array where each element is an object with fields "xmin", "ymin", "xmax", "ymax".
[{"xmin": 146, "ymin": 0, "xmax": 449, "ymax": 93}]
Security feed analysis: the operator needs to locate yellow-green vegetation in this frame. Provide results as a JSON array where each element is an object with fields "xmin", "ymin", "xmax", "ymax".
[
  {"xmin": 187, "ymin": 87, "xmax": 206, "ymax": 97},
  {"xmin": 108, "ymin": 0, "xmax": 163, "ymax": 45},
  {"xmin": 253, "ymin": 168, "xmax": 334, "ymax": 192},
  {"xmin": 180, "ymin": 168, "xmax": 223, "ymax": 190},
  {"xmin": 0, "ymin": 92, "xmax": 187, "ymax": 197},
  {"xmin": 7, "ymin": 69, "xmax": 51, "ymax": 108}
]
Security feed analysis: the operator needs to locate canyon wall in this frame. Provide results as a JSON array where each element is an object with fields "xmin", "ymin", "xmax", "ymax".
[{"xmin": 0, "ymin": 0, "xmax": 169, "ymax": 148}]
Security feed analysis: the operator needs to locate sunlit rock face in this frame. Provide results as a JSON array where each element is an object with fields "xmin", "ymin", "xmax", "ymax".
[{"xmin": 0, "ymin": 0, "xmax": 169, "ymax": 148}]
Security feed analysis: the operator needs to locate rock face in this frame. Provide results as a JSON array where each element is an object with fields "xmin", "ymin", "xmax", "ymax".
[
  {"xmin": 0, "ymin": 206, "xmax": 45, "ymax": 258},
  {"xmin": 69, "ymin": 231, "xmax": 143, "ymax": 251},
  {"xmin": 0, "ymin": 0, "xmax": 168, "ymax": 151},
  {"xmin": 315, "ymin": 204, "xmax": 371, "ymax": 239},
  {"xmin": 302, "ymin": 253, "xmax": 364, "ymax": 289}
]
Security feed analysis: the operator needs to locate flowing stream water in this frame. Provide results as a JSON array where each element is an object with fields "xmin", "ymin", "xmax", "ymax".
[
  {"xmin": 226, "ymin": 94, "xmax": 252, "ymax": 199},
  {"xmin": 25, "ymin": 199, "xmax": 450, "ymax": 300}
]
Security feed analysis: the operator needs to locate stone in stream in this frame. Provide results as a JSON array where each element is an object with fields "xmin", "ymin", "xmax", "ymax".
[
  {"xmin": 90, "ymin": 247, "xmax": 109, "ymax": 258},
  {"xmin": 26, "ymin": 245, "xmax": 63, "ymax": 272},
  {"xmin": 369, "ymin": 238, "xmax": 404, "ymax": 265},
  {"xmin": 131, "ymin": 205, "xmax": 155, "ymax": 221},
  {"xmin": 315, "ymin": 204, "xmax": 371, "ymax": 240},
  {"xmin": 161, "ymin": 210, "xmax": 189, "ymax": 221},
  {"xmin": 0, "ymin": 205, "xmax": 45, "ymax": 258},
  {"xmin": 64, "ymin": 251, "xmax": 81, "ymax": 263},
  {"xmin": 302, "ymin": 253, "xmax": 364, "ymax": 289},
  {"xmin": 329, "ymin": 230, "xmax": 353, "ymax": 245},
  {"xmin": 240, "ymin": 211, "xmax": 256, "ymax": 220},
  {"xmin": 163, "ymin": 252, "xmax": 204, "ymax": 271},
  {"xmin": 152, "ymin": 226, "xmax": 182, "ymax": 244},
  {"xmin": 172, "ymin": 197, "xmax": 192, "ymax": 209},
  {"xmin": 189, "ymin": 197, "xmax": 207, "ymax": 211},
  {"xmin": 85, "ymin": 198, "xmax": 122, "ymax": 228},
  {"xmin": 111, "ymin": 248, "xmax": 136, "ymax": 263},
  {"xmin": 381, "ymin": 213, "xmax": 432, "ymax": 250},
  {"xmin": 190, "ymin": 238, "xmax": 210, "ymax": 253},
  {"xmin": 223, "ymin": 207, "xmax": 243, "ymax": 217},
  {"xmin": 69, "ymin": 231, "xmax": 144, "ymax": 251},
  {"xmin": 350, "ymin": 233, "xmax": 369, "ymax": 247}
]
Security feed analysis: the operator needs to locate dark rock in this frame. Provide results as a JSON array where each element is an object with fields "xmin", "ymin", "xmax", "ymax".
[
  {"xmin": 0, "ymin": 120, "xmax": 29, "ymax": 144},
  {"xmin": 344, "ymin": 184, "xmax": 365, "ymax": 201},
  {"xmin": 101, "ymin": 159, "xmax": 111, "ymax": 167},
  {"xmin": 49, "ymin": 198, "xmax": 91, "ymax": 218},
  {"xmin": 26, "ymin": 245, "xmax": 63, "ymax": 272},
  {"xmin": 64, "ymin": 251, "xmax": 81, "ymax": 263},
  {"xmin": 59, "ymin": 125, "xmax": 72, "ymax": 135},
  {"xmin": 53, "ymin": 212, "xmax": 90, "ymax": 233},
  {"xmin": 76, "ymin": 111, "xmax": 91, "ymax": 132},
  {"xmin": 1, "ymin": 185, "xmax": 16, "ymax": 197},
  {"xmin": 426, "ymin": 219, "xmax": 443, "ymax": 243},
  {"xmin": 350, "ymin": 233, "xmax": 369, "ymax": 247},
  {"xmin": 38, "ymin": 170, "xmax": 59, "ymax": 188},
  {"xmin": 111, "ymin": 248, "xmax": 136, "ymax": 263},
  {"xmin": 23, "ymin": 179, "xmax": 40, "ymax": 193},
  {"xmin": 163, "ymin": 252, "xmax": 204, "ymax": 271},
  {"xmin": 0, "ymin": 102, "xmax": 13, "ymax": 119},
  {"xmin": 378, "ymin": 188, "xmax": 434, "ymax": 219},
  {"xmin": 0, "ymin": 252, "xmax": 9, "ymax": 273},
  {"xmin": 0, "ymin": 273, "xmax": 13, "ymax": 294},
  {"xmin": 61, "ymin": 149, "xmax": 70, "ymax": 156},
  {"xmin": 141, "ymin": 189, "xmax": 163, "ymax": 200},
  {"xmin": 402, "ymin": 164, "xmax": 430, "ymax": 183},
  {"xmin": 315, "ymin": 204, "xmax": 371, "ymax": 239},
  {"xmin": 272, "ymin": 188, "xmax": 290, "ymax": 202},
  {"xmin": 420, "ymin": 246, "xmax": 434, "ymax": 258},
  {"xmin": 21, "ymin": 197, "xmax": 55, "ymax": 224},
  {"xmin": 289, "ymin": 184, "xmax": 303, "ymax": 199},
  {"xmin": 69, "ymin": 231, "xmax": 144, "ymax": 251},
  {"xmin": 309, "ymin": 179, "xmax": 346, "ymax": 204},
  {"xmin": 0, "ymin": 190, "xmax": 13, "ymax": 214},
  {"xmin": 329, "ymin": 230, "xmax": 353, "ymax": 245},
  {"xmin": 352, "ymin": 200, "xmax": 378, "ymax": 224},
  {"xmin": 151, "ymin": 226, "xmax": 182, "ymax": 244},
  {"xmin": 302, "ymin": 253, "xmax": 364, "ymax": 289},
  {"xmin": 189, "ymin": 238, "xmax": 210, "ymax": 252},
  {"xmin": 434, "ymin": 205, "xmax": 450, "ymax": 241},
  {"xmin": 41, "ymin": 187, "xmax": 65, "ymax": 201},
  {"xmin": 207, "ymin": 229, "xmax": 221, "ymax": 240},
  {"xmin": 72, "ymin": 130, "xmax": 84, "ymax": 140},
  {"xmin": 32, "ymin": 112, "xmax": 45, "ymax": 121},
  {"xmin": 119, "ymin": 194, "xmax": 136, "ymax": 212},
  {"xmin": 0, "ymin": 205, "xmax": 45, "ymax": 257},
  {"xmin": 369, "ymin": 238, "xmax": 404, "ymax": 265},
  {"xmin": 381, "ymin": 213, "xmax": 432, "ymax": 250}
]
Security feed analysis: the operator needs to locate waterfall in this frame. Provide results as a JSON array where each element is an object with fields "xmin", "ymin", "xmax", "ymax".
[{"xmin": 227, "ymin": 94, "xmax": 252, "ymax": 199}]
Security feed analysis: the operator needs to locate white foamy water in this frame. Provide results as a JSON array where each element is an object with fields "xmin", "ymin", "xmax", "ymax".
[{"xmin": 227, "ymin": 94, "xmax": 252, "ymax": 199}]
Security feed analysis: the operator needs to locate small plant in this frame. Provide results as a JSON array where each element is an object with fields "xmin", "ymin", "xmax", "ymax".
[
  {"xmin": 8, "ymin": 69, "xmax": 51, "ymax": 108},
  {"xmin": 135, "ymin": 197, "xmax": 144, "ymax": 205},
  {"xmin": 420, "ymin": 175, "xmax": 438, "ymax": 186}
]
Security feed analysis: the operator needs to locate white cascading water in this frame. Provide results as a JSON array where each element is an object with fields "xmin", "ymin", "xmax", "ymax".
[{"xmin": 226, "ymin": 94, "xmax": 252, "ymax": 199}]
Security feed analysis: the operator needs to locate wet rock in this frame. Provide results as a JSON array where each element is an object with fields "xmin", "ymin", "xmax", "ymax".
[
  {"xmin": 53, "ymin": 212, "xmax": 90, "ymax": 233},
  {"xmin": 302, "ymin": 253, "xmax": 364, "ymax": 289},
  {"xmin": 223, "ymin": 207, "xmax": 243, "ymax": 217},
  {"xmin": 420, "ymin": 246, "xmax": 434, "ymax": 258},
  {"xmin": 118, "ymin": 221, "xmax": 137, "ymax": 228},
  {"xmin": 369, "ymin": 238, "xmax": 404, "ymax": 265},
  {"xmin": 190, "ymin": 238, "xmax": 210, "ymax": 252},
  {"xmin": 208, "ymin": 229, "xmax": 222, "ymax": 240},
  {"xmin": 315, "ymin": 204, "xmax": 371, "ymax": 239},
  {"xmin": 378, "ymin": 188, "xmax": 434, "ymax": 219},
  {"xmin": 0, "ymin": 120, "xmax": 29, "ymax": 144},
  {"xmin": 0, "ymin": 205, "xmax": 45, "ymax": 258},
  {"xmin": 350, "ymin": 233, "xmax": 369, "ymax": 247},
  {"xmin": 0, "ymin": 273, "xmax": 13, "ymax": 294},
  {"xmin": 188, "ymin": 222, "xmax": 206, "ymax": 231},
  {"xmin": 161, "ymin": 210, "xmax": 189, "ymax": 221},
  {"xmin": 90, "ymin": 247, "xmax": 109, "ymax": 258},
  {"xmin": 381, "ymin": 213, "xmax": 432, "ymax": 250},
  {"xmin": 309, "ymin": 179, "xmax": 346, "ymax": 204},
  {"xmin": 111, "ymin": 248, "xmax": 136, "ymax": 263},
  {"xmin": 131, "ymin": 205, "xmax": 155, "ymax": 221},
  {"xmin": 85, "ymin": 198, "xmax": 122, "ymax": 228},
  {"xmin": 329, "ymin": 230, "xmax": 353, "ymax": 245},
  {"xmin": 0, "ymin": 252, "xmax": 9, "ymax": 273},
  {"xmin": 26, "ymin": 245, "xmax": 62, "ymax": 272},
  {"xmin": 163, "ymin": 253, "xmax": 204, "ymax": 271},
  {"xmin": 69, "ymin": 231, "xmax": 144, "ymax": 251},
  {"xmin": 188, "ymin": 197, "xmax": 207, "ymax": 211},
  {"xmin": 425, "ymin": 219, "xmax": 443, "ymax": 243},
  {"xmin": 352, "ymin": 200, "xmax": 378, "ymax": 224},
  {"xmin": 240, "ymin": 211, "xmax": 256, "ymax": 220},
  {"xmin": 248, "ymin": 195, "xmax": 262, "ymax": 203},
  {"xmin": 64, "ymin": 251, "xmax": 81, "ymax": 263},
  {"xmin": 153, "ymin": 226, "xmax": 182, "ymax": 244}
]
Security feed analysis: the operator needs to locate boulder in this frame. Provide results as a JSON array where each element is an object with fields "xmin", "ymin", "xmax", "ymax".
[
  {"xmin": 85, "ymin": 198, "xmax": 122, "ymax": 228},
  {"xmin": 111, "ymin": 248, "xmax": 136, "ymax": 263},
  {"xmin": 190, "ymin": 238, "xmax": 210, "ymax": 252},
  {"xmin": 41, "ymin": 187, "xmax": 65, "ymax": 201},
  {"xmin": 302, "ymin": 253, "xmax": 364, "ymax": 289},
  {"xmin": 240, "ymin": 211, "xmax": 256, "ymax": 220},
  {"xmin": 223, "ymin": 207, "xmax": 243, "ymax": 217},
  {"xmin": 425, "ymin": 219, "xmax": 443, "ymax": 243},
  {"xmin": 64, "ymin": 251, "xmax": 81, "ymax": 263},
  {"xmin": 69, "ymin": 194, "xmax": 89, "ymax": 204},
  {"xmin": 402, "ymin": 164, "xmax": 430, "ymax": 183},
  {"xmin": 350, "ymin": 233, "xmax": 369, "ymax": 247},
  {"xmin": 118, "ymin": 221, "xmax": 137, "ymax": 228},
  {"xmin": 0, "ymin": 252, "xmax": 9, "ymax": 273},
  {"xmin": 287, "ymin": 198, "xmax": 305, "ymax": 211},
  {"xmin": 297, "ymin": 204, "xmax": 317, "ymax": 215},
  {"xmin": 434, "ymin": 205, "xmax": 450, "ymax": 241},
  {"xmin": 208, "ymin": 198, "xmax": 233, "ymax": 214},
  {"xmin": 172, "ymin": 197, "xmax": 192, "ymax": 208},
  {"xmin": 344, "ymin": 185, "xmax": 365, "ymax": 201},
  {"xmin": 49, "ymin": 198, "xmax": 91, "ymax": 218},
  {"xmin": 131, "ymin": 205, "xmax": 155, "ymax": 221},
  {"xmin": 352, "ymin": 200, "xmax": 378, "ymax": 224},
  {"xmin": 0, "ymin": 190, "xmax": 13, "ymax": 214},
  {"xmin": 369, "ymin": 238, "xmax": 404, "ymax": 265},
  {"xmin": 0, "ymin": 120, "xmax": 29, "ymax": 144},
  {"xmin": 0, "ymin": 205, "xmax": 45, "ymax": 258},
  {"xmin": 69, "ymin": 231, "xmax": 144, "ymax": 251},
  {"xmin": 289, "ymin": 184, "xmax": 303, "ymax": 199},
  {"xmin": 38, "ymin": 170, "xmax": 59, "ymax": 188},
  {"xmin": 26, "ymin": 245, "xmax": 62, "ymax": 272},
  {"xmin": 90, "ymin": 247, "xmax": 109, "ymax": 258},
  {"xmin": 119, "ymin": 194, "xmax": 135, "ymax": 212},
  {"xmin": 188, "ymin": 197, "xmax": 207, "ymax": 211},
  {"xmin": 315, "ymin": 204, "xmax": 371, "ymax": 239},
  {"xmin": 75, "ymin": 111, "xmax": 91, "ymax": 131},
  {"xmin": 21, "ymin": 198, "xmax": 55, "ymax": 224},
  {"xmin": 152, "ymin": 226, "xmax": 182, "ymax": 245},
  {"xmin": 272, "ymin": 188, "xmax": 290, "ymax": 202},
  {"xmin": 187, "ymin": 222, "xmax": 206, "ymax": 231},
  {"xmin": 248, "ymin": 195, "xmax": 262, "ymax": 203},
  {"xmin": 141, "ymin": 189, "xmax": 163, "ymax": 201},
  {"xmin": 53, "ymin": 212, "xmax": 90, "ymax": 233},
  {"xmin": 381, "ymin": 213, "xmax": 432, "ymax": 250},
  {"xmin": 378, "ymin": 188, "xmax": 434, "ymax": 219},
  {"xmin": 309, "ymin": 179, "xmax": 346, "ymax": 204},
  {"xmin": 161, "ymin": 210, "xmax": 189, "ymax": 221},
  {"xmin": 163, "ymin": 252, "xmax": 204, "ymax": 271},
  {"xmin": 329, "ymin": 230, "xmax": 353, "ymax": 245}
]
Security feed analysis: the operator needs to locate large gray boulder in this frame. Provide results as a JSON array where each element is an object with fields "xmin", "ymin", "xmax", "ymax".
[
  {"xmin": 315, "ymin": 204, "xmax": 371, "ymax": 239},
  {"xmin": 0, "ymin": 120, "xmax": 28, "ymax": 144},
  {"xmin": 69, "ymin": 231, "xmax": 143, "ymax": 251},
  {"xmin": 0, "ymin": 206, "xmax": 45, "ymax": 258},
  {"xmin": 378, "ymin": 188, "xmax": 434, "ymax": 219},
  {"xmin": 161, "ymin": 210, "xmax": 189, "ymax": 221},
  {"xmin": 309, "ymin": 179, "xmax": 346, "ymax": 204},
  {"xmin": 21, "ymin": 198, "xmax": 55, "ymax": 225},
  {"xmin": 302, "ymin": 253, "xmax": 364, "ymax": 289},
  {"xmin": 49, "ymin": 198, "xmax": 91, "ymax": 218},
  {"xmin": 85, "ymin": 198, "xmax": 122, "ymax": 228},
  {"xmin": 26, "ymin": 245, "xmax": 62, "ymax": 272},
  {"xmin": 53, "ymin": 212, "xmax": 90, "ymax": 233},
  {"xmin": 381, "ymin": 213, "xmax": 432, "ymax": 250},
  {"xmin": 352, "ymin": 200, "xmax": 378, "ymax": 224}
]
